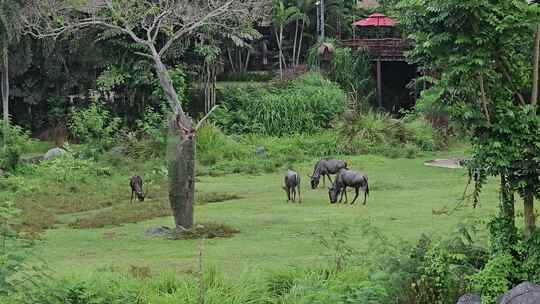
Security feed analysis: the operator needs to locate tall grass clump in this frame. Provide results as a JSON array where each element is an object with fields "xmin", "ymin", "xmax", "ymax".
[
  {"xmin": 339, "ymin": 111, "xmax": 442, "ymax": 158},
  {"xmin": 214, "ymin": 72, "xmax": 346, "ymax": 136}
]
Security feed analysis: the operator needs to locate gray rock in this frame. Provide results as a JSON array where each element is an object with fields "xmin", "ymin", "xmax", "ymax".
[
  {"xmin": 110, "ymin": 146, "xmax": 127, "ymax": 156},
  {"xmin": 43, "ymin": 147, "xmax": 66, "ymax": 160},
  {"xmin": 0, "ymin": 169, "xmax": 6, "ymax": 178},
  {"xmin": 498, "ymin": 282, "xmax": 540, "ymax": 304},
  {"xmin": 255, "ymin": 146, "xmax": 266, "ymax": 156},
  {"xmin": 457, "ymin": 294, "xmax": 481, "ymax": 304},
  {"xmin": 21, "ymin": 155, "xmax": 44, "ymax": 165},
  {"xmin": 145, "ymin": 225, "xmax": 172, "ymax": 237}
]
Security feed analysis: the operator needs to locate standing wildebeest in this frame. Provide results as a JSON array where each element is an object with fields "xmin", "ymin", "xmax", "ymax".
[
  {"xmin": 130, "ymin": 175, "xmax": 145, "ymax": 203},
  {"xmin": 309, "ymin": 159, "xmax": 347, "ymax": 189},
  {"xmin": 328, "ymin": 169, "xmax": 369, "ymax": 205},
  {"xmin": 282, "ymin": 170, "xmax": 301, "ymax": 203}
]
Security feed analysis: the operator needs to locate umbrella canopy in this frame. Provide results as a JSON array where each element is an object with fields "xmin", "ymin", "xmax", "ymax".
[{"xmin": 353, "ymin": 13, "xmax": 397, "ymax": 27}]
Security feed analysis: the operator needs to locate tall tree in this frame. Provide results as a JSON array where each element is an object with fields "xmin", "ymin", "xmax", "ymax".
[
  {"xmin": 0, "ymin": 0, "xmax": 22, "ymax": 146},
  {"xmin": 23, "ymin": 0, "xmax": 259, "ymax": 231},
  {"xmin": 398, "ymin": 0, "xmax": 540, "ymax": 240},
  {"xmin": 273, "ymin": 0, "xmax": 301, "ymax": 79}
]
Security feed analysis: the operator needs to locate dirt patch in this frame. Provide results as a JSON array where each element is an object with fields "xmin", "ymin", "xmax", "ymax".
[
  {"xmin": 172, "ymin": 223, "xmax": 240, "ymax": 240},
  {"xmin": 196, "ymin": 192, "xmax": 242, "ymax": 204},
  {"xmin": 424, "ymin": 158, "xmax": 466, "ymax": 169}
]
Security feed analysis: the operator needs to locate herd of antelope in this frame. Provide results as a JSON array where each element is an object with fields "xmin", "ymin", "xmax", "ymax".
[
  {"xmin": 129, "ymin": 159, "xmax": 369, "ymax": 206},
  {"xmin": 282, "ymin": 159, "xmax": 369, "ymax": 205}
]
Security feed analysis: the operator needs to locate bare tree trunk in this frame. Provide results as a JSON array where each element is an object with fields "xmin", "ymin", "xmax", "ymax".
[
  {"xmin": 151, "ymin": 48, "xmax": 194, "ymax": 230},
  {"xmin": 227, "ymin": 48, "xmax": 236, "ymax": 72},
  {"xmin": 167, "ymin": 123, "xmax": 195, "ymax": 231},
  {"xmin": 524, "ymin": 190, "xmax": 535, "ymax": 240},
  {"xmin": 243, "ymin": 49, "xmax": 251, "ymax": 72},
  {"xmin": 292, "ymin": 19, "xmax": 299, "ymax": 68},
  {"xmin": 532, "ymin": 23, "xmax": 540, "ymax": 108},
  {"xmin": 296, "ymin": 20, "xmax": 305, "ymax": 65},
  {"xmin": 275, "ymin": 25, "xmax": 283, "ymax": 80},
  {"xmin": 1, "ymin": 46, "xmax": 8, "ymax": 147}
]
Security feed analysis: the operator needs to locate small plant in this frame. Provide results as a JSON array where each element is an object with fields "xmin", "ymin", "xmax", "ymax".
[
  {"xmin": 312, "ymin": 225, "xmax": 356, "ymax": 273},
  {"xmin": 0, "ymin": 124, "xmax": 30, "ymax": 170}
]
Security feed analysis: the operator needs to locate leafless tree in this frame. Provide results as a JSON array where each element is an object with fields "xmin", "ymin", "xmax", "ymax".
[{"xmin": 22, "ymin": 0, "xmax": 264, "ymax": 231}]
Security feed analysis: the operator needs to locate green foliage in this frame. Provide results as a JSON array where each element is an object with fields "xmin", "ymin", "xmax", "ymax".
[
  {"xmin": 523, "ymin": 230, "xmax": 540, "ymax": 282},
  {"xmin": 96, "ymin": 65, "xmax": 127, "ymax": 92},
  {"xmin": 0, "ymin": 201, "xmax": 25, "ymax": 295},
  {"xmin": 487, "ymin": 214, "xmax": 517, "ymax": 255},
  {"xmin": 128, "ymin": 103, "xmax": 171, "ymax": 158},
  {"xmin": 338, "ymin": 111, "xmax": 441, "ymax": 158},
  {"xmin": 471, "ymin": 253, "xmax": 523, "ymax": 304},
  {"xmin": 0, "ymin": 124, "xmax": 30, "ymax": 170},
  {"xmin": 214, "ymin": 72, "xmax": 346, "ymax": 136},
  {"xmin": 326, "ymin": 45, "xmax": 376, "ymax": 108},
  {"xmin": 415, "ymin": 243, "xmax": 451, "ymax": 304},
  {"xmin": 196, "ymin": 122, "xmax": 250, "ymax": 166},
  {"xmin": 69, "ymin": 100, "xmax": 121, "ymax": 152}
]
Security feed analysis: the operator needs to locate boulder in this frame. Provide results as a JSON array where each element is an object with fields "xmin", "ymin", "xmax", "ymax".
[
  {"xmin": 145, "ymin": 225, "xmax": 173, "ymax": 237},
  {"xmin": 457, "ymin": 294, "xmax": 481, "ymax": 304},
  {"xmin": 43, "ymin": 147, "xmax": 66, "ymax": 160},
  {"xmin": 110, "ymin": 146, "xmax": 127, "ymax": 156},
  {"xmin": 0, "ymin": 169, "xmax": 6, "ymax": 178},
  {"xmin": 255, "ymin": 146, "xmax": 266, "ymax": 156},
  {"xmin": 498, "ymin": 282, "xmax": 540, "ymax": 304}
]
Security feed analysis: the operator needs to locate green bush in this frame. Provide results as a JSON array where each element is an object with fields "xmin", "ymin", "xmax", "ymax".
[
  {"xmin": 214, "ymin": 72, "xmax": 346, "ymax": 136},
  {"xmin": 471, "ymin": 253, "xmax": 522, "ymax": 304},
  {"xmin": 338, "ymin": 111, "xmax": 441, "ymax": 157},
  {"xmin": 69, "ymin": 100, "xmax": 121, "ymax": 151},
  {"xmin": 0, "ymin": 124, "xmax": 30, "ymax": 170}
]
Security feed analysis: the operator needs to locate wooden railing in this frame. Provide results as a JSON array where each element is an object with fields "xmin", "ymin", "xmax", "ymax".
[{"xmin": 340, "ymin": 38, "xmax": 408, "ymax": 61}]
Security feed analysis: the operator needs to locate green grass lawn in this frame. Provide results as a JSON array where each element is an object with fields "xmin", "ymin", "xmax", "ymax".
[{"xmin": 24, "ymin": 149, "xmax": 503, "ymax": 279}]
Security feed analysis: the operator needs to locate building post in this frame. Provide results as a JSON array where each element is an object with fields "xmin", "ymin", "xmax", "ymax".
[{"xmin": 376, "ymin": 60, "xmax": 382, "ymax": 109}]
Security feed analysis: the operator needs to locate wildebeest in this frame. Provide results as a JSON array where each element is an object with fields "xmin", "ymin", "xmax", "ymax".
[
  {"xmin": 309, "ymin": 159, "xmax": 348, "ymax": 189},
  {"xmin": 130, "ymin": 175, "xmax": 145, "ymax": 203},
  {"xmin": 328, "ymin": 169, "xmax": 369, "ymax": 205},
  {"xmin": 282, "ymin": 170, "xmax": 301, "ymax": 203}
]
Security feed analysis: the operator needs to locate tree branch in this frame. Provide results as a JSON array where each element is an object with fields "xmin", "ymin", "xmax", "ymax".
[
  {"xmin": 478, "ymin": 73, "xmax": 491, "ymax": 125},
  {"xmin": 195, "ymin": 105, "xmax": 219, "ymax": 130},
  {"xmin": 532, "ymin": 23, "xmax": 540, "ymax": 108},
  {"xmin": 158, "ymin": 1, "xmax": 235, "ymax": 57}
]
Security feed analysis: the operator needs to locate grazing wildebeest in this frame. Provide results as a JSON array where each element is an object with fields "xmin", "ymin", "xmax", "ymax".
[
  {"xmin": 130, "ymin": 175, "xmax": 145, "ymax": 203},
  {"xmin": 282, "ymin": 170, "xmax": 301, "ymax": 203},
  {"xmin": 328, "ymin": 169, "xmax": 369, "ymax": 205},
  {"xmin": 309, "ymin": 159, "xmax": 348, "ymax": 189}
]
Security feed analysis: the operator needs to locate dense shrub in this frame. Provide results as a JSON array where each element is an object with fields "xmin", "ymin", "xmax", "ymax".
[
  {"xmin": 213, "ymin": 72, "xmax": 346, "ymax": 136},
  {"xmin": 0, "ymin": 125, "xmax": 30, "ymax": 170},
  {"xmin": 69, "ymin": 100, "xmax": 121, "ymax": 152},
  {"xmin": 470, "ymin": 254, "xmax": 522, "ymax": 304},
  {"xmin": 338, "ymin": 111, "xmax": 441, "ymax": 158}
]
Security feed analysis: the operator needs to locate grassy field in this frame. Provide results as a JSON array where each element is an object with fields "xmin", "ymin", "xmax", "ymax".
[{"xmin": 13, "ymin": 145, "xmax": 504, "ymax": 280}]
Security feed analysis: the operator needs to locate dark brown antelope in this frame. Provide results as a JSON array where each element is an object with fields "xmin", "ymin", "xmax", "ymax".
[
  {"xmin": 130, "ymin": 175, "xmax": 145, "ymax": 203},
  {"xmin": 328, "ymin": 168, "xmax": 369, "ymax": 205},
  {"xmin": 282, "ymin": 170, "xmax": 301, "ymax": 203},
  {"xmin": 309, "ymin": 159, "xmax": 348, "ymax": 189}
]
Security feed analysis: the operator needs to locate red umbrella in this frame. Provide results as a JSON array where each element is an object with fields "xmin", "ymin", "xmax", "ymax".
[{"xmin": 353, "ymin": 13, "xmax": 397, "ymax": 27}]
